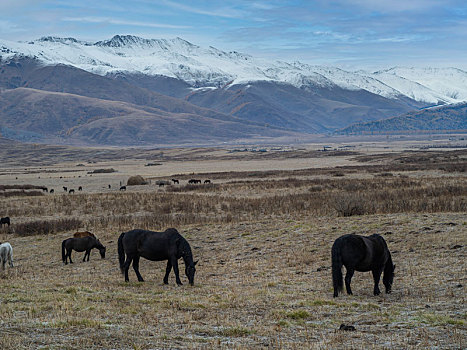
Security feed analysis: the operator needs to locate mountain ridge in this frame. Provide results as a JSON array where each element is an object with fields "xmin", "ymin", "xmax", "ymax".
[{"xmin": 2, "ymin": 34, "xmax": 467, "ymax": 105}]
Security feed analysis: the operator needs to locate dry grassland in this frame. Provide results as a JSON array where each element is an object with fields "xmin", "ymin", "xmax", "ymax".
[{"xmin": 0, "ymin": 146, "xmax": 466, "ymax": 349}]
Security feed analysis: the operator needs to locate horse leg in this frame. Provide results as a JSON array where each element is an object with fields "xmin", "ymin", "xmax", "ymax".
[
  {"xmin": 65, "ymin": 249, "xmax": 73, "ymax": 265},
  {"xmin": 132, "ymin": 256, "xmax": 144, "ymax": 282},
  {"xmin": 123, "ymin": 255, "xmax": 133, "ymax": 282},
  {"xmin": 87, "ymin": 249, "xmax": 91, "ymax": 261},
  {"xmin": 344, "ymin": 268, "xmax": 354, "ymax": 295},
  {"xmin": 171, "ymin": 257, "xmax": 183, "ymax": 285},
  {"xmin": 8, "ymin": 251, "xmax": 13, "ymax": 267},
  {"xmin": 372, "ymin": 268, "xmax": 383, "ymax": 295},
  {"xmin": 163, "ymin": 260, "xmax": 172, "ymax": 284},
  {"xmin": 83, "ymin": 251, "xmax": 88, "ymax": 262}
]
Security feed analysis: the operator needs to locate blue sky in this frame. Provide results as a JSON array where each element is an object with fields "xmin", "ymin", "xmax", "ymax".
[{"xmin": 1, "ymin": 0, "xmax": 466, "ymax": 69}]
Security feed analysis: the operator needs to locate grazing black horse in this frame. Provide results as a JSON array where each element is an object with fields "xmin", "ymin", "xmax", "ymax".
[
  {"xmin": 119, "ymin": 186, "xmax": 126, "ymax": 191},
  {"xmin": 118, "ymin": 228, "xmax": 198, "ymax": 285},
  {"xmin": 0, "ymin": 217, "xmax": 10, "ymax": 227},
  {"xmin": 78, "ymin": 186, "xmax": 83, "ymax": 191},
  {"xmin": 332, "ymin": 234, "xmax": 395, "ymax": 297},
  {"xmin": 62, "ymin": 236, "xmax": 106, "ymax": 264},
  {"xmin": 204, "ymin": 179, "xmax": 211, "ymax": 184},
  {"xmin": 63, "ymin": 186, "xmax": 67, "ymax": 192},
  {"xmin": 69, "ymin": 189, "xmax": 75, "ymax": 194},
  {"xmin": 172, "ymin": 179, "xmax": 179, "ymax": 184}
]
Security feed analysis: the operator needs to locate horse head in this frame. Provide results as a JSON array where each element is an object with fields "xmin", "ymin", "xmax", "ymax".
[
  {"xmin": 383, "ymin": 263, "xmax": 395, "ymax": 293},
  {"xmin": 97, "ymin": 241, "xmax": 106, "ymax": 259},
  {"xmin": 185, "ymin": 260, "xmax": 198, "ymax": 286}
]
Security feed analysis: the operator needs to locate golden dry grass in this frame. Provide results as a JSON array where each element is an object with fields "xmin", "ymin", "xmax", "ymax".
[{"xmin": 0, "ymin": 147, "xmax": 466, "ymax": 349}]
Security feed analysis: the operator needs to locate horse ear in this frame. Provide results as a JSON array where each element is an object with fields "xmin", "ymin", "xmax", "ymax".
[{"xmin": 194, "ymin": 260, "xmax": 198, "ymax": 266}]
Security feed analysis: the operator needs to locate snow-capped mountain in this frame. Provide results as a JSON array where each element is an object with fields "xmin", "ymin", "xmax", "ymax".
[{"xmin": 2, "ymin": 34, "xmax": 466, "ymax": 105}]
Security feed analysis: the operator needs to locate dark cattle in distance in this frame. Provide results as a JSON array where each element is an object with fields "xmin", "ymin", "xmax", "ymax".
[
  {"xmin": 63, "ymin": 186, "xmax": 68, "ymax": 192},
  {"xmin": 172, "ymin": 179, "xmax": 179, "ymax": 184},
  {"xmin": 69, "ymin": 189, "xmax": 75, "ymax": 194},
  {"xmin": 0, "ymin": 217, "xmax": 10, "ymax": 227},
  {"xmin": 204, "ymin": 180, "xmax": 211, "ymax": 184},
  {"xmin": 120, "ymin": 186, "xmax": 126, "ymax": 191},
  {"xmin": 78, "ymin": 186, "xmax": 83, "ymax": 191},
  {"xmin": 50, "ymin": 189, "xmax": 54, "ymax": 194}
]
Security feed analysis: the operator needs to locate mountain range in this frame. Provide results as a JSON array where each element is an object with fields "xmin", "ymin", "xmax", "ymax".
[{"xmin": 1, "ymin": 35, "xmax": 466, "ymax": 146}]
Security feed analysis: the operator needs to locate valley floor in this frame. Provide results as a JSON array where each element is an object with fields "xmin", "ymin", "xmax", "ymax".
[{"xmin": 0, "ymin": 144, "xmax": 465, "ymax": 349}]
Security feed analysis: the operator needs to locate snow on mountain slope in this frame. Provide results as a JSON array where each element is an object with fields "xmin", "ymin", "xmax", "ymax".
[
  {"xmin": 1, "ymin": 35, "xmax": 467, "ymax": 104},
  {"xmin": 376, "ymin": 67, "xmax": 467, "ymax": 102}
]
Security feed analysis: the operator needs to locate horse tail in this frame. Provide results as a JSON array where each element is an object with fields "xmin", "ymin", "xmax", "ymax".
[
  {"xmin": 331, "ymin": 240, "xmax": 344, "ymax": 297},
  {"xmin": 61, "ymin": 240, "xmax": 66, "ymax": 263},
  {"xmin": 118, "ymin": 232, "xmax": 126, "ymax": 274}
]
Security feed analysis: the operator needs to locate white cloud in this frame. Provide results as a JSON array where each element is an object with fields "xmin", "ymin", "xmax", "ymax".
[{"xmin": 62, "ymin": 16, "xmax": 191, "ymax": 29}]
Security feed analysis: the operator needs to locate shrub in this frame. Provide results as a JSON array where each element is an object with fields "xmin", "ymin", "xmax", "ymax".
[
  {"xmin": 14, "ymin": 218, "xmax": 83, "ymax": 236},
  {"xmin": 87, "ymin": 168, "xmax": 116, "ymax": 174},
  {"xmin": 334, "ymin": 194, "xmax": 367, "ymax": 217}
]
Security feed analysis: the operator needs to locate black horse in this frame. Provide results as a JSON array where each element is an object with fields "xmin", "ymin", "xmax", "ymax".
[
  {"xmin": 331, "ymin": 234, "xmax": 395, "ymax": 297},
  {"xmin": 62, "ymin": 236, "xmax": 106, "ymax": 264},
  {"xmin": 0, "ymin": 217, "xmax": 10, "ymax": 227},
  {"xmin": 118, "ymin": 228, "xmax": 198, "ymax": 285}
]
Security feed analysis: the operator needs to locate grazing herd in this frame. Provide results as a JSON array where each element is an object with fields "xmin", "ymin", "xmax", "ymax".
[
  {"xmin": 10, "ymin": 178, "xmax": 213, "ymax": 196},
  {"xmin": 1, "ymin": 215, "xmax": 395, "ymax": 295},
  {"xmin": 0, "ymin": 178, "xmax": 395, "ymax": 295}
]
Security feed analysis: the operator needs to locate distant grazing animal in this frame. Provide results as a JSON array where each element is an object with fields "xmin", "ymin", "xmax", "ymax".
[
  {"xmin": 0, "ymin": 217, "xmax": 10, "ymax": 227},
  {"xmin": 172, "ymin": 179, "xmax": 179, "ymax": 184},
  {"xmin": 69, "ymin": 189, "xmax": 75, "ymax": 194},
  {"xmin": 63, "ymin": 186, "xmax": 68, "ymax": 192},
  {"xmin": 73, "ymin": 231, "xmax": 96, "ymax": 238},
  {"xmin": 50, "ymin": 189, "xmax": 54, "ymax": 194},
  {"xmin": 42, "ymin": 187, "xmax": 48, "ymax": 193},
  {"xmin": 119, "ymin": 186, "xmax": 126, "ymax": 191},
  {"xmin": 118, "ymin": 228, "xmax": 198, "ymax": 285},
  {"xmin": 0, "ymin": 242, "xmax": 14, "ymax": 269},
  {"xmin": 78, "ymin": 186, "xmax": 83, "ymax": 191},
  {"xmin": 332, "ymin": 234, "xmax": 395, "ymax": 297},
  {"xmin": 62, "ymin": 236, "xmax": 106, "ymax": 264},
  {"xmin": 108, "ymin": 184, "xmax": 112, "ymax": 189},
  {"xmin": 204, "ymin": 179, "xmax": 211, "ymax": 184},
  {"xmin": 158, "ymin": 183, "xmax": 165, "ymax": 187},
  {"xmin": 188, "ymin": 179, "xmax": 201, "ymax": 184}
]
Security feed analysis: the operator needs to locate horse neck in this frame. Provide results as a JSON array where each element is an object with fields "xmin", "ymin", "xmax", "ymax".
[
  {"xmin": 180, "ymin": 239, "xmax": 194, "ymax": 265},
  {"xmin": 384, "ymin": 253, "xmax": 393, "ymax": 275}
]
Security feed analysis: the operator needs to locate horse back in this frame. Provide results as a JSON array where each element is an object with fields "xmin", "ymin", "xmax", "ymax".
[
  {"xmin": 73, "ymin": 231, "xmax": 95, "ymax": 238},
  {"xmin": 65, "ymin": 236, "xmax": 97, "ymax": 252},
  {"xmin": 122, "ymin": 228, "xmax": 182, "ymax": 261}
]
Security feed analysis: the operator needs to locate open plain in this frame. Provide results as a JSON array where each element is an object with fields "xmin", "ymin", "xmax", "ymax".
[{"xmin": 0, "ymin": 138, "xmax": 466, "ymax": 349}]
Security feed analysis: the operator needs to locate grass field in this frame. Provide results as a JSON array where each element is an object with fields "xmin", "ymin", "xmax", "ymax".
[{"xmin": 0, "ymin": 144, "xmax": 466, "ymax": 349}]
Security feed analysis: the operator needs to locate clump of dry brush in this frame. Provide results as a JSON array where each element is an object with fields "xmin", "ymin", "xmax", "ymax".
[{"xmin": 2, "ymin": 174, "xmax": 465, "ymax": 236}]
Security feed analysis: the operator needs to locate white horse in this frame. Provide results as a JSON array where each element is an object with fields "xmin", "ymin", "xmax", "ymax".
[{"xmin": 0, "ymin": 242, "xmax": 14, "ymax": 269}]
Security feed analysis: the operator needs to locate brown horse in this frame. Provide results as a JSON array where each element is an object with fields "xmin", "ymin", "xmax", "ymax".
[{"xmin": 73, "ymin": 231, "xmax": 96, "ymax": 238}]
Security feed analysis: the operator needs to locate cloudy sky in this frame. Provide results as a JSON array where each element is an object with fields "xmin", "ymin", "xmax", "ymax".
[{"xmin": 1, "ymin": 0, "xmax": 466, "ymax": 69}]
